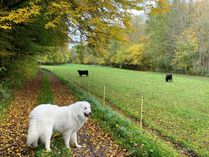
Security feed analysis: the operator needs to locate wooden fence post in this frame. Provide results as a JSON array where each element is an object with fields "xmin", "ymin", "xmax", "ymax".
[
  {"xmin": 140, "ymin": 96, "xmax": 144, "ymax": 129},
  {"xmin": 88, "ymin": 79, "xmax": 90, "ymax": 97},
  {"xmin": 103, "ymin": 85, "xmax": 106, "ymax": 106}
]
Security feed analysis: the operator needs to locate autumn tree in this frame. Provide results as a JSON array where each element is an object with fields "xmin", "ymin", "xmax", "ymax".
[
  {"xmin": 194, "ymin": 0, "xmax": 209, "ymax": 73},
  {"xmin": 0, "ymin": 0, "xmax": 142, "ymax": 52},
  {"xmin": 145, "ymin": 0, "xmax": 171, "ymax": 71},
  {"xmin": 172, "ymin": 28, "xmax": 198, "ymax": 73}
]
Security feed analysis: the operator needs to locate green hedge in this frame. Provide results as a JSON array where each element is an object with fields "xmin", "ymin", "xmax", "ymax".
[{"xmin": 1, "ymin": 57, "xmax": 38, "ymax": 119}]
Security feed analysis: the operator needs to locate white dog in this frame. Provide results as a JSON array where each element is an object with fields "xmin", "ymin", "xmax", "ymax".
[{"xmin": 26, "ymin": 101, "xmax": 91, "ymax": 151}]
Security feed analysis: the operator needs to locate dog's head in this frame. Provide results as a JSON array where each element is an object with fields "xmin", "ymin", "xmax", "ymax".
[{"xmin": 78, "ymin": 101, "xmax": 92, "ymax": 118}]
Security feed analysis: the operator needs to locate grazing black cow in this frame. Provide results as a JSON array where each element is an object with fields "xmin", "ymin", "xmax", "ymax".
[
  {"xmin": 77, "ymin": 70, "xmax": 89, "ymax": 77},
  {"xmin": 165, "ymin": 73, "xmax": 173, "ymax": 82}
]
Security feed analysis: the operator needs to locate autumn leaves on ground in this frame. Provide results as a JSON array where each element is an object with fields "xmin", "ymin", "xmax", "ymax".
[
  {"xmin": 0, "ymin": 74, "xmax": 42, "ymax": 157},
  {"xmin": 0, "ymin": 72, "xmax": 127, "ymax": 157}
]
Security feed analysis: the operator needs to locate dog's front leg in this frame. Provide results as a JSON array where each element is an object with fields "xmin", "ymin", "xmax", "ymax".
[
  {"xmin": 71, "ymin": 131, "xmax": 81, "ymax": 148},
  {"xmin": 63, "ymin": 130, "xmax": 72, "ymax": 148}
]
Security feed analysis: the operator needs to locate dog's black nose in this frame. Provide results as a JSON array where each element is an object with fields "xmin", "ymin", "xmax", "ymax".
[{"xmin": 89, "ymin": 112, "xmax": 92, "ymax": 115}]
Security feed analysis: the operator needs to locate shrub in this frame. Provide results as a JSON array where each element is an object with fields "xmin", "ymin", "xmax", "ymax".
[
  {"xmin": 0, "ymin": 67, "xmax": 8, "ymax": 79},
  {"xmin": 190, "ymin": 66, "xmax": 209, "ymax": 76},
  {"xmin": 0, "ymin": 84, "xmax": 10, "ymax": 101},
  {"xmin": 0, "ymin": 57, "xmax": 38, "ymax": 114},
  {"xmin": 6, "ymin": 57, "xmax": 38, "ymax": 88}
]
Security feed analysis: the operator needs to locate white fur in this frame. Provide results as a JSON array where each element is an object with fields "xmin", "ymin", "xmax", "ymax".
[{"xmin": 26, "ymin": 101, "xmax": 91, "ymax": 151}]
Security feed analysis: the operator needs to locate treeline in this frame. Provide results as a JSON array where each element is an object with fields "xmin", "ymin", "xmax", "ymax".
[
  {"xmin": 0, "ymin": 0, "xmax": 141, "ymax": 101},
  {"xmin": 73, "ymin": 0, "xmax": 209, "ymax": 75},
  {"xmin": 0, "ymin": 1, "xmax": 71, "ymax": 101},
  {"xmin": 0, "ymin": 1, "xmax": 70, "ymax": 66},
  {"xmin": 0, "ymin": 0, "xmax": 141, "ymax": 75}
]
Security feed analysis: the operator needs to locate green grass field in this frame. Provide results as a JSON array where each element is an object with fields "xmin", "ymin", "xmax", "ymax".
[{"xmin": 43, "ymin": 64, "xmax": 209, "ymax": 156}]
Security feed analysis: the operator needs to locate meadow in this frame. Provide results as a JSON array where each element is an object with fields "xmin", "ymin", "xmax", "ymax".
[{"xmin": 43, "ymin": 64, "xmax": 209, "ymax": 156}]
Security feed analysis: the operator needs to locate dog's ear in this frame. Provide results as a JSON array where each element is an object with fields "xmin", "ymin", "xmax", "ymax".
[{"xmin": 78, "ymin": 102, "xmax": 84, "ymax": 108}]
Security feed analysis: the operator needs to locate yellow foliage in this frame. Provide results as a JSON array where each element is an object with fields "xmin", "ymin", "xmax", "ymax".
[
  {"xmin": 172, "ymin": 27, "xmax": 198, "ymax": 71},
  {"xmin": 0, "ymin": 51, "xmax": 15, "ymax": 57},
  {"xmin": 150, "ymin": 0, "xmax": 170, "ymax": 16},
  {"xmin": 0, "ymin": 25, "xmax": 12, "ymax": 30},
  {"xmin": 0, "ymin": 0, "xmax": 143, "ymax": 54},
  {"xmin": 111, "ymin": 43, "xmax": 145, "ymax": 65},
  {"xmin": 125, "ymin": 44, "xmax": 145, "ymax": 65},
  {"xmin": 0, "ymin": 4, "xmax": 41, "ymax": 29}
]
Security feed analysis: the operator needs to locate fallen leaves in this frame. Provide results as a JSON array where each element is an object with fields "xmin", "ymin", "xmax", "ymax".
[
  {"xmin": 0, "ymin": 73, "xmax": 42, "ymax": 157},
  {"xmin": 0, "ymin": 73, "xmax": 128, "ymax": 157}
]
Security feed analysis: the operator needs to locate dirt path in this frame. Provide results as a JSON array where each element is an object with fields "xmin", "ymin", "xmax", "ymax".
[
  {"xmin": 49, "ymin": 75, "xmax": 128, "ymax": 157},
  {"xmin": 0, "ymin": 73, "xmax": 42, "ymax": 157}
]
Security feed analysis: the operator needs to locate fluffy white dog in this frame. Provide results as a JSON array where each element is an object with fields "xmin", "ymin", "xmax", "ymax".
[{"xmin": 26, "ymin": 101, "xmax": 91, "ymax": 151}]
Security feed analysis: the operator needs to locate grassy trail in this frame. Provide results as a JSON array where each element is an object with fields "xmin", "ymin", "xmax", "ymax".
[
  {"xmin": 0, "ymin": 71, "xmax": 128, "ymax": 157},
  {"xmin": 0, "ymin": 72, "xmax": 42, "ymax": 157},
  {"xmin": 47, "ymin": 73, "xmax": 128, "ymax": 156}
]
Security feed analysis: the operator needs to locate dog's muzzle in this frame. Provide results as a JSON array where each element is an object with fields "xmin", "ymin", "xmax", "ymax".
[{"xmin": 84, "ymin": 112, "xmax": 91, "ymax": 117}]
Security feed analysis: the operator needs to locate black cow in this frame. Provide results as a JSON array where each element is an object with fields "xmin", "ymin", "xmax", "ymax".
[
  {"xmin": 165, "ymin": 73, "xmax": 173, "ymax": 82},
  {"xmin": 77, "ymin": 70, "xmax": 89, "ymax": 77}
]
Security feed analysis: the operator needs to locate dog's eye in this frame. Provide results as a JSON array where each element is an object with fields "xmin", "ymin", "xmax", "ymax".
[{"xmin": 85, "ymin": 107, "xmax": 87, "ymax": 109}]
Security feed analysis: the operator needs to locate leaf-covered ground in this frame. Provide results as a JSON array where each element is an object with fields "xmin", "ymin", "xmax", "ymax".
[
  {"xmin": 48, "ymin": 74, "xmax": 128, "ymax": 156},
  {"xmin": 0, "ymin": 72, "xmax": 128, "ymax": 157},
  {"xmin": 0, "ymin": 73, "xmax": 42, "ymax": 157}
]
